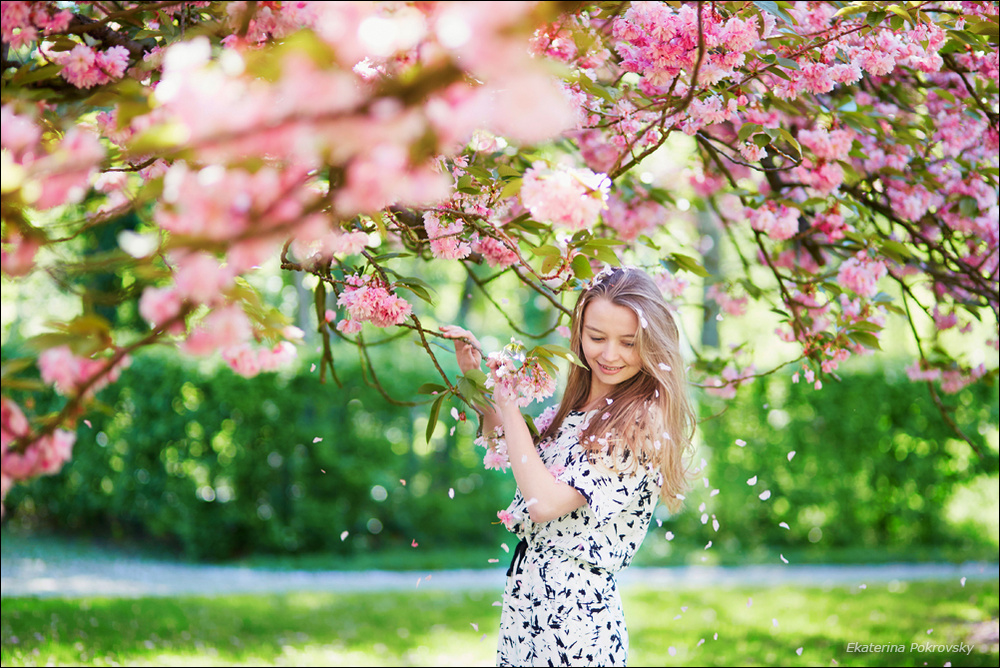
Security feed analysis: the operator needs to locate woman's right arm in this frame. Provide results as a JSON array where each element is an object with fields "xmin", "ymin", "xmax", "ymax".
[{"xmin": 438, "ymin": 325, "xmax": 503, "ymax": 436}]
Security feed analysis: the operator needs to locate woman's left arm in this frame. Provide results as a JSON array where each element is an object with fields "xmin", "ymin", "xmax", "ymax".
[{"xmin": 498, "ymin": 399, "xmax": 586, "ymax": 524}]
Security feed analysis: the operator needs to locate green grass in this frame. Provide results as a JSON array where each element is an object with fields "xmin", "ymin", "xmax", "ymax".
[{"xmin": 2, "ymin": 580, "xmax": 996, "ymax": 667}]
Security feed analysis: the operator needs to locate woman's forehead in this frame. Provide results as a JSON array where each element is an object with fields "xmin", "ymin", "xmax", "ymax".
[{"xmin": 582, "ymin": 297, "xmax": 639, "ymax": 335}]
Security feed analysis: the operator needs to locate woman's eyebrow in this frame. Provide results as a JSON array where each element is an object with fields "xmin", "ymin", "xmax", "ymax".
[{"xmin": 584, "ymin": 325, "xmax": 635, "ymax": 339}]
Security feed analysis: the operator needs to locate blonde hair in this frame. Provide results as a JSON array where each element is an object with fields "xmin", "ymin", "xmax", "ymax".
[{"xmin": 539, "ymin": 267, "xmax": 696, "ymax": 512}]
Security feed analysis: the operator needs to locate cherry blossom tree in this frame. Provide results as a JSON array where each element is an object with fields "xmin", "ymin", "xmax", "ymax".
[{"xmin": 2, "ymin": 1, "xmax": 997, "ymax": 506}]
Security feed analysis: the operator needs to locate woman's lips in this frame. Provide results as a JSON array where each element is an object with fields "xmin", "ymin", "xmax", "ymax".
[{"xmin": 598, "ymin": 363, "xmax": 624, "ymax": 374}]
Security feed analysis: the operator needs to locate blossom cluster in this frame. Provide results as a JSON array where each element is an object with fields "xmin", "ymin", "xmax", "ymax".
[
  {"xmin": 1, "ymin": 398, "xmax": 75, "ymax": 511},
  {"xmin": 484, "ymin": 343, "xmax": 557, "ymax": 408},
  {"xmin": 336, "ymin": 274, "xmax": 413, "ymax": 331},
  {"xmin": 38, "ymin": 347, "xmax": 130, "ymax": 399},
  {"xmin": 520, "ymin": 162, "xmax": 610, "ymax": 231}
]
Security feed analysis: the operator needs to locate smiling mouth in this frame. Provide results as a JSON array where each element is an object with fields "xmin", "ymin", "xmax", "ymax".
[{"xmin": 598, "ymin": 363, "xmax": 624, "ymax": 373}]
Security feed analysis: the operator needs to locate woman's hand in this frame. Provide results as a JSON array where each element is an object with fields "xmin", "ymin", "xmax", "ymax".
[{"xmin": 439, "ymin": 325, "xmax": 483, "ymax": 375}]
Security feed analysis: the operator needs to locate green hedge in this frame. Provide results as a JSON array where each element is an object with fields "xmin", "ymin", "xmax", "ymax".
[
  {"xmin": 686, "ymin": 367, "xmax": 999, "ymax": 552},
  {"xmin": 5, "ymin": 350, "xmax": 997, "ymax": 560},
  {"xmin": 4, "ymin": 350, "xmax": 513, "ymax": 560}
]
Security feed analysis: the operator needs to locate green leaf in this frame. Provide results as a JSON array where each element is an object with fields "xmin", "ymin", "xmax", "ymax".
[
  {"xmin": 417, "ymin": 382, "xmax": 447, "ymax": 395},
  {"xmin": 847, "ymin": 331, "xmax": 882, "ymax": 350},
  {"xmin": 866, "ymin": 10, "xmax": 887, "ymax": 27},
  {"xmin": 669, "ymin": 253, "xmax": 711, "ymax": 278},
  {"xmin": 738, "ymin": 123, "xmax": 762, "ymax": 143},
  {"xmin": 775, "ymin": 57, "xmax": 800, "ymax": 71},
  {"xmin": 498, "ymin": 164, "xmax": 521, "ymax": 179},
  {"xmin": 537, "ymin": 344, "xmax": 585, "ymax": 367},
  {"xmin": 753, "ymin": 1, "xmax": 795, "ymax": 26},
  {"xmin": 501, "ymin": 178, "xmax": 522, "ymax": 199},
  {"xmin": 571, "ymin": 253, "xmax": 594, "ymax": 279},
  {"xmin": 426, "ymin": 393, "xmax": 447, "ymax": 443},
  {"xmin": 463, "ymin": 368, "xmax": 488, "ymax": 387},
  {"xmin": 531, "ymin": 244, "xmax": 563, "ymax": 257}
]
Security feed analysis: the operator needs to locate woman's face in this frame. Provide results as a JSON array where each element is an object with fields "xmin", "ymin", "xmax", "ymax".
[{"xmin": 580, "ymin": 297, "xmax": 642, "ymax": 399}]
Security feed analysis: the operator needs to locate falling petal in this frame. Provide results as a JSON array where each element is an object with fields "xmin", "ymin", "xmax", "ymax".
[
  {"xmin": 411, "ymin": 539, "xmax": 418, "ymax": 547},
  {"xmin": 859, "ymin": 584, "xmax": 867, "ymax": 589},
  {"xmin": 320, "ymin": 469, "xmax": 326, "ymax": 474},
  {"xmin": 747, "ymin": 597, "xmax": 752, "ymax": 607},
  {"xmin": 310, "ymin": 363, "xmax": 316, "ymax": 372},
  {"xmin": 641, "ymin": 317, "xmax": 648, "ymax": 329},
  {"xmin": 665, "ymin": 531, "xmax": 675, "ymax": 541},
  {"xmin": 787, "ymin": 450, "xmax": 796, "ymax": 461},
  {"xmin": 400, "ymin": 479, "xmax": 407, "ymax": 486},
  {"xmin": 416, "ymin": 577, "xmax": 422, "ymax": 588},
  {"xmin": 480, "ymin": 634, "xmax": 488, "ymax": 642},
  {"xmin": 451, "ymin": 407, "xmax": 460, "ymax": 420},
  {"xmin": 699, "ymin": 502, "xmax": 706, "ymax": 512},
  {"xmin": 606, "ymin": 397, "xmax": 613, "ymax": 404},
  {"xmin": 450, "ymin": 426, "xmax": 456, "ymax": 436},
  {"xmin": 772, "ymin": 618, "xmax": 779, "ymax": 627},
  {"xmin": 84, "ymin": 420, "xmax": 92, "ymax": 428},
  {"xmin": 425, "ymin": 575, "xmax": 432, "ymax": 581},
  {"xmin": 736, "ymin": 438, "xmax": 746, "ymax": 447},
  {"xmin": 656, "ymin": 519, "xmax": 663, "ymax": 527},
  {"xmin": 521, "ymin": 455, "xmax": 528, "ymax": 463},
  {"xmin": 697, "ymin": 638, "xmax": 705, "ymax": 647},
  {"xmin": 658, "ymin": 363, "xmax": 671, "ymax": 371},
  {"xmin": 681, "ymin": 606, "xmax": 688, "ymax": 612},
  {"xmin": 340, "ymin": 531, "xmax": 349, "ymax": 541},
  {"xmin": 778, "ymin": 522, "xmax": 789, "ymax": 530},
  {"xmin": 759, "ymin": 490, "xmax": 771, "ymax": 500},
  {"xmin": 701, "ymin": 513, "xmax": 709, "ymax": 524},
  {"xmin": 780, "ymin": 554, "xmax": 788, "ymax": 564},
  {"xmin": 488, "ymin": 558, "xmax": 499, "ymax": 563},
  {"xmin": 927, "ymin": 629, "xmax": 933, "ymax": 634},
  {"xmin": 313, "ymin": 437, "xmax": 323, "ymax": 443},
  {"xmin": 704, "ymin": 540, "xmax": 712, "ymax": 549},
  {"xmin": 492, "ymin": 601, "xmax": 502, "ymax": 607},
  {"xmin": 676, "ymin": 493, "xmax": 685, "ymax": 500},
  {"xmin": 714, "ymin": 633, "xmax": 719, "ymax": 640},
  {"xmin": 501, "ymin": 543, "xmax": 510, "ymax": 553},
  {"xmin": 449, "ymin": 488, "xmax": 455, "ymax": 499},
  {"xmin": 961, "ymin": 577, "xmax": 967, "ymax": 587},
  {"xmin": 668, "ymin": 647, "xmax": 676, "ymax": 656},
  {"xmin": 703, "ymin": 477, "xmax": 710, "ymax": 488},
  {"xmin": 747, "ymin": 476, "xmax": 758, "ymax": 485},
  {"xmin": 471, "ymin": 623, "xmax": 479, "ymax": 631},
  {"xmin": 710, "ymin": 489, "xmax": 720, "ymax": 497},
  {"xmin": 796, "ymin": 647, "xmax": 803, "ymax": 656},
  {"xmin": 712, "ymin": 518, "xmax": 720, "ymax": 532},
  {"xmin": 673, "ymin": 614, "xmax": 682, "ymax": 620}
]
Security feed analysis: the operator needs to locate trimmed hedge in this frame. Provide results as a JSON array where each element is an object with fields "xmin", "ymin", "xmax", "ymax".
[
  {"xmin": 5, "ymin": 350, "xmax": 513, "ymax": 560},
  {"xmin": 5, "ymin": 350, "xmax": 997, "ymax": 560}
]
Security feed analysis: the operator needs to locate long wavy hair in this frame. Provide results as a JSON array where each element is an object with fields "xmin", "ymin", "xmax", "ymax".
[{"xmin": 538, "ymin": 267, "xmax": 696, "ymax": 511}]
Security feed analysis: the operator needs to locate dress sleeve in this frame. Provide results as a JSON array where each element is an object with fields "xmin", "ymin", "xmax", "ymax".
[{"xmin": 555, "ymin": 440, "xmax": 649, "ymax": 527}]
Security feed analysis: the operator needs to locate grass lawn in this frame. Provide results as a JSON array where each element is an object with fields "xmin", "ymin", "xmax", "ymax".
[{"xmin": 2, "ymin": 580, "xmax": 996, "ymax": 667}]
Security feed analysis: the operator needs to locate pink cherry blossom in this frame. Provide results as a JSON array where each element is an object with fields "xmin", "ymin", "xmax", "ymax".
[
  {"xmin": 745, "ymin": 203, "xmax": 800, "ymax": 241},
  {"xmin": 337, "ymin": 274, "xmax": 413, "ymax": 328},
  {"xmin": 837, "ymin": 254, "xmax": 887, "ymax": 299},
  {"xmin": 138, "ymin": 286, "xmax": 185, "ymax": 332},
  {"xmin": 520, "ymin": 162, "xmax": 610, "ymax": 230},
  {"xmin": 423, "ymin": 211, "xmax": 471, "ymax": 260}
]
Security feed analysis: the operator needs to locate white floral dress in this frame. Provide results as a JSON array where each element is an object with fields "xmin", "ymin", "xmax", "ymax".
[{"xmin": 497, "ymin": 410, "xmax": 662, "ymax": 667}]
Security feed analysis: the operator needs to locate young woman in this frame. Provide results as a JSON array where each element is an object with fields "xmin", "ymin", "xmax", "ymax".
[{"xmin": 441, "ymin": 266, "xmax": 696, "ymax": 667}]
